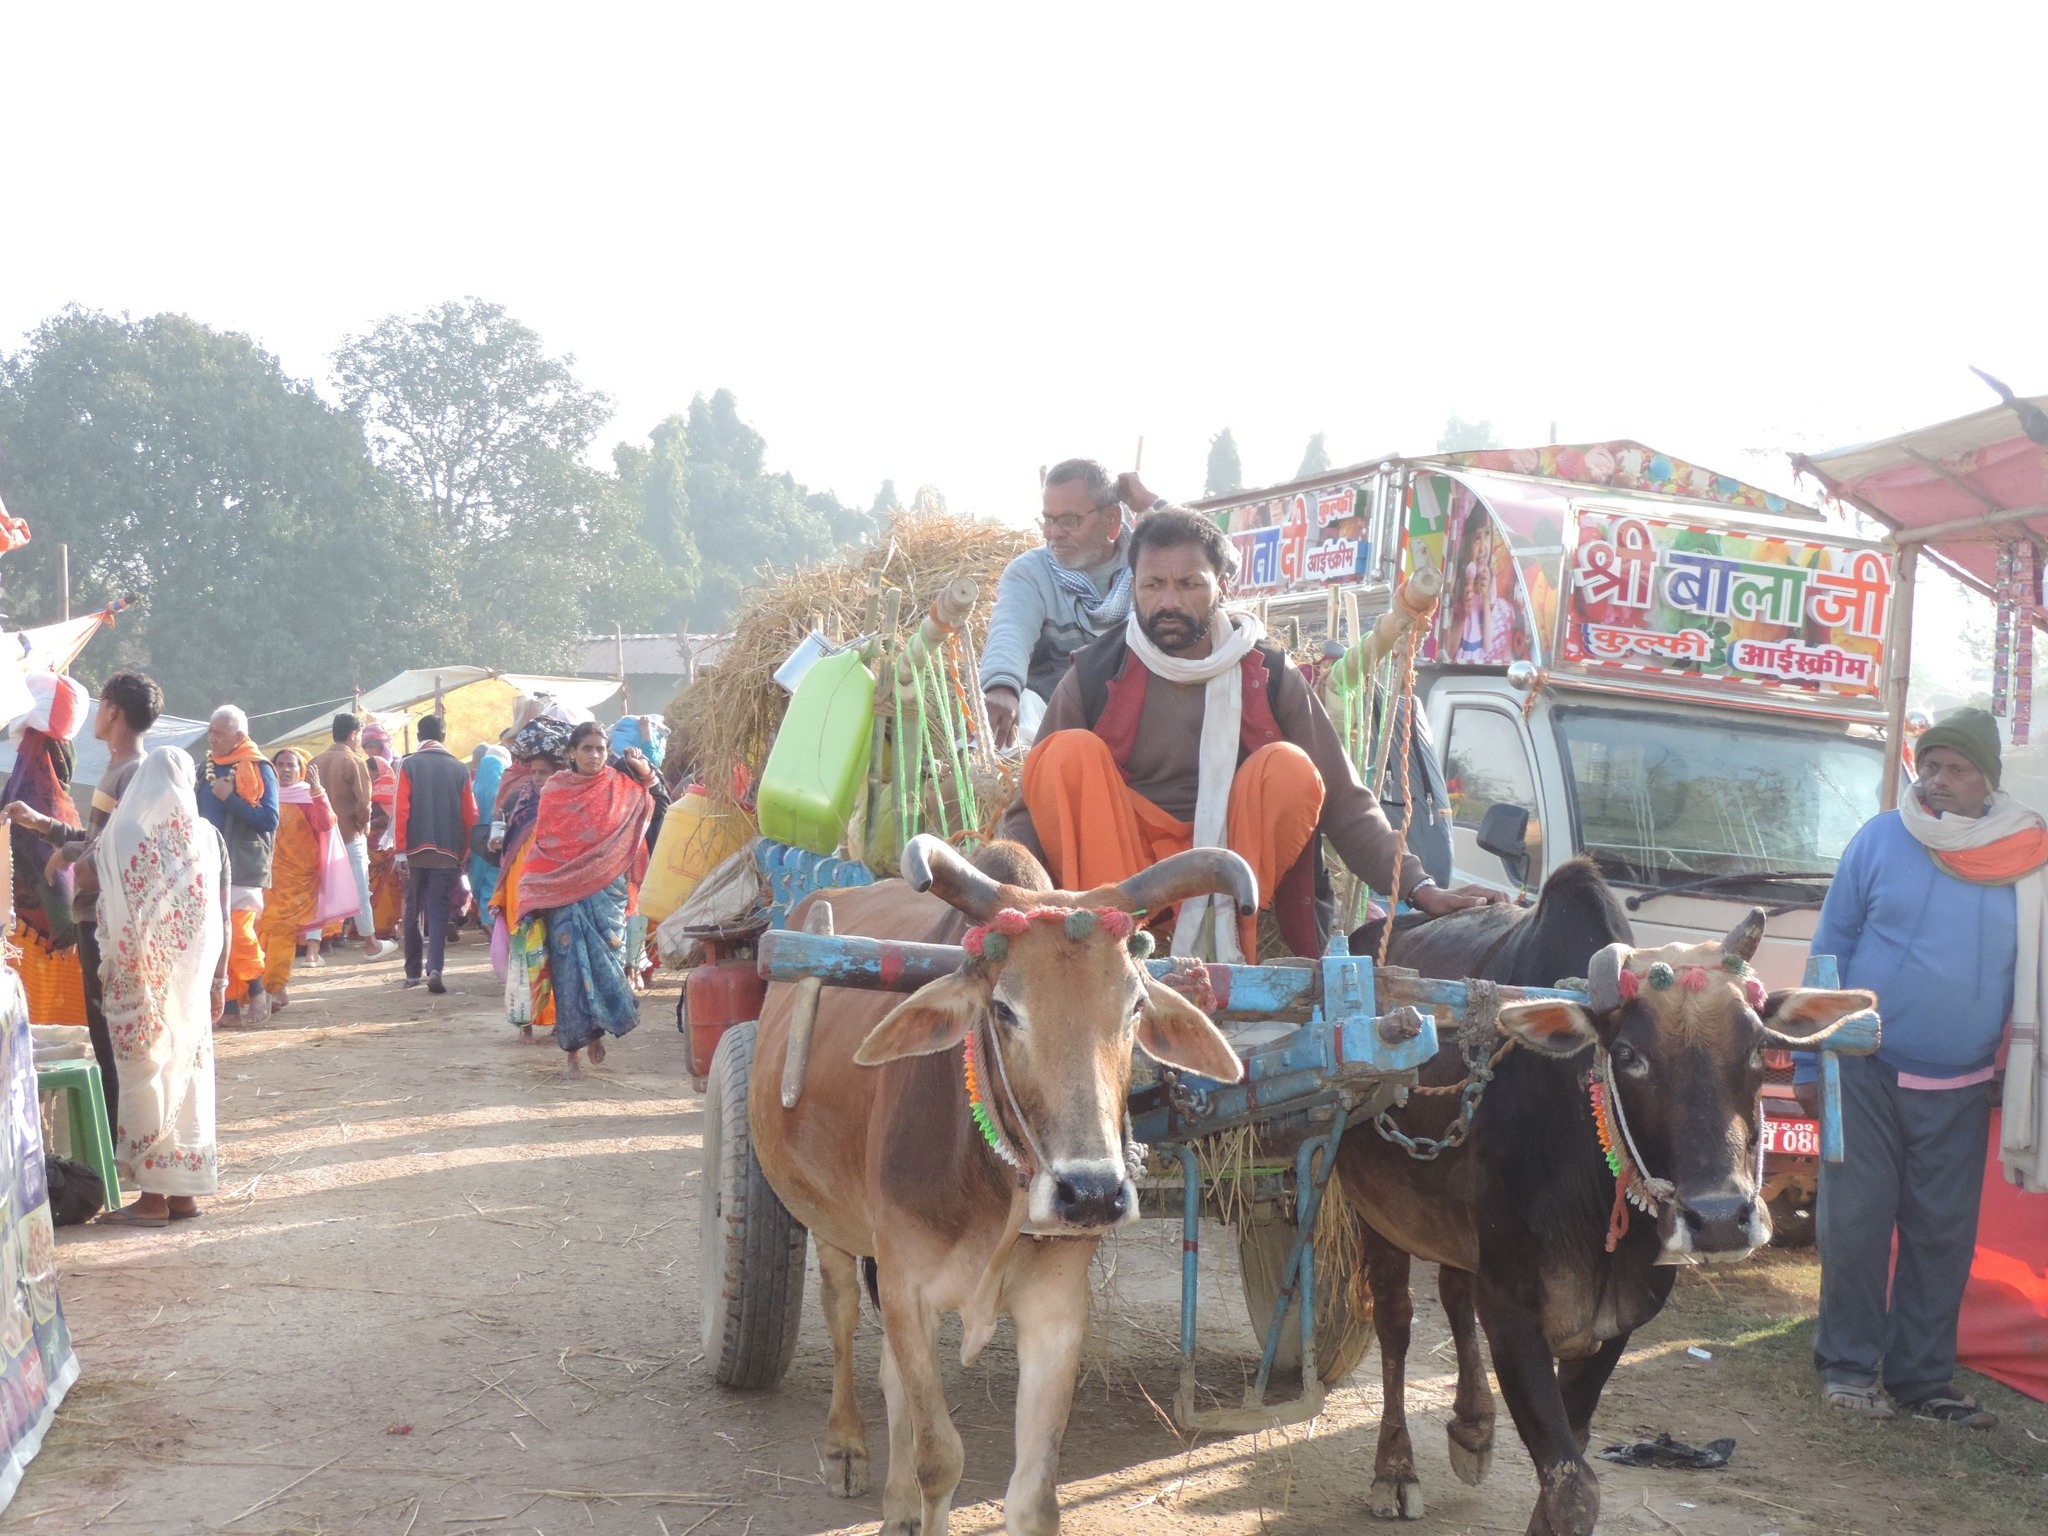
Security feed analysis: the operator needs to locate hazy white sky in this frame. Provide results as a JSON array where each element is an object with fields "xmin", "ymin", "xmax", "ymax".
[{"xmin": 3, "ymin": 4, "xmax": 2043, "ymax": 527}]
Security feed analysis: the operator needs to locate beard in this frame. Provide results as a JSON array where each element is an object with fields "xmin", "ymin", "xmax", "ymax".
[{"xmin": 1140, "ymin": 603, "xmax": 1215, "ymax": 654}]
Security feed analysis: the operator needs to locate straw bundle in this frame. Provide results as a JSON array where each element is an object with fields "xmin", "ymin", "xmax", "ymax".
[{"xmin": 670, "ymin": 509, "xmax": 1037, "ymax": 801}]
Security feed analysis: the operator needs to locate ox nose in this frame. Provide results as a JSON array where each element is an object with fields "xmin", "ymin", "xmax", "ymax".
[
  {"xmin": 1051, "ymin": 1167, "xmax": 1129, "ymax": 1228},
  {"xmin": 1678, "ymin": 1192, "xmax": 1759, "ymax": 1254}
]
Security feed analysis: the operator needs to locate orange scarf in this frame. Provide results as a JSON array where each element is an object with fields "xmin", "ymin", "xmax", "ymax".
[
  {"xmin": 211, "ymin": 737, "xmax": 267, "ymax": 805},
  {"xmin": 1932, "ymin": 829, "xmax": 2048, "ymax": 885}
]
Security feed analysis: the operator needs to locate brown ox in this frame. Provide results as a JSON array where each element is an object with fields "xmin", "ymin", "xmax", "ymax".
[
  {"xmin": 749, "ymin": 835, "xmax": 1249, "ymax": 1536},
  {"xmin": 1335, "ymin": 911, "xmax": 1875, "ymax": 1536}
]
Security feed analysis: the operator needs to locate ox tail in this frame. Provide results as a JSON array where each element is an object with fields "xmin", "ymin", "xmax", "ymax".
[{"xmin": 861, "ymin": 1256, "xmax": 879, "ymax": 1313}]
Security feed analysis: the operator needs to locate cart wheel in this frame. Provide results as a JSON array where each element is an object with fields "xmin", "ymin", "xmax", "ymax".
[
  {"xmin": 699, "ymin": 1020, "xmax": 808, "ymax": 1389},
  {"xmin": 1238, "ymin": 1212, "xmax": 1373, "ymax": 1387},
  {"xmin": 1767, "ymin": 1185, "xmax": 1815, "ymax": 1250}
]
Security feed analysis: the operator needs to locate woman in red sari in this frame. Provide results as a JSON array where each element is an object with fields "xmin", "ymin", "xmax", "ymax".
[{"xmin": 514, "ymin": 722, "xmax": 655, "ymax": 1078}]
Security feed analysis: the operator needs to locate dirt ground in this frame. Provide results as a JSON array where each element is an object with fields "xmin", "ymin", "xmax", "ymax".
[{"xmin": 5, "ymin": 941, "xmax": 2046, "ymax": 1536}]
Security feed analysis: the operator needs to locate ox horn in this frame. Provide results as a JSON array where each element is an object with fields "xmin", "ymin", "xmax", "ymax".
[
  {"xmin": 901, "ymin": 834, "xmax": 1003, "ymax": 921},
  {"xmin": 1722, "ymin": 907, "xmax": 1768, "ymax": 962},
  {"xmin": 1115, "ymin": 848, "xmax": 1259, "ymax": 918},
  {"xmin": 1586, "ymin": 942, "xmax": 1634, "ymax": 1015}
]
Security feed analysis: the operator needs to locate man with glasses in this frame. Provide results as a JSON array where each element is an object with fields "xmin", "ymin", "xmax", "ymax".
[{"xmin": 980, "ymin": 458, "xmax": 1162, "ymax": 747}]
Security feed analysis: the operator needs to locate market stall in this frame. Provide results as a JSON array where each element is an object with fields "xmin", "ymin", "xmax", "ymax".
[{"xmin": 1797, "ymin": 381, "xmax": 2048, "ymax": 1403}]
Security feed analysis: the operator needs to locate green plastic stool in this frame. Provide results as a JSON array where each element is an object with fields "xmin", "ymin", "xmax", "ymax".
[{"xmin": 36, "ymin": 1058, "xmax": 123, "ymax": 1210}]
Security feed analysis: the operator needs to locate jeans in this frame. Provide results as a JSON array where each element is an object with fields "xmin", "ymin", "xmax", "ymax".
[
  {"xmin": 344, "ymin": 835, "xmax": 375, "ymax": 937},
  {"xmin": 1814, "ymin": 1053, "xmax": 1992, "ymax": 1401},
  {"xmin": 77, "ymin": 921, "xmax": 116, "ymax": 1112},
  {"xmin": 403, "ymin": 865, "xmax": 459, "ymax": 979}
]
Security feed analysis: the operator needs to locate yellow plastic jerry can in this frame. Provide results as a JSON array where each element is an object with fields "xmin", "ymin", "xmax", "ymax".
[
  {"xmin": 639, "ymin": 786, "xmax": 756, "ymax": 925},
  {"xmin": 757, "ymin": 647, "xmax": 875, "ymax": 855}
]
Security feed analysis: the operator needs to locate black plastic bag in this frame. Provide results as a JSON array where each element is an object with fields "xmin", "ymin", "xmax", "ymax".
[{"xmin": 45, "ymin": 1154, "xmax": 107, "ymax": 1226}]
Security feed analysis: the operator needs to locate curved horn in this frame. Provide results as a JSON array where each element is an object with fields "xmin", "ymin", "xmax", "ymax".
[
  {"xmin": 901, "ymin": 834, "xmax": 1003, "ymax": 921},
  {"xmin": 1586, "ymin": 942, "xmax": 1633, "ymax": 1015},
  {"xmin": 1722, "ymin": 907, "xmax": 1767, "ymax": 962},
  {"xmin": 1116, "ymin": 848, "xmax": 1259, "ymax": 918}
]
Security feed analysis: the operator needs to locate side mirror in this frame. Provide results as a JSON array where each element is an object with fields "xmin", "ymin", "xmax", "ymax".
[{"xmin": 1476, "ymin": 803, "xmax": 1532, "ymax": 888}]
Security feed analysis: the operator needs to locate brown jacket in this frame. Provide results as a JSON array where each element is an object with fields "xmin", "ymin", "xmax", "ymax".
[
  {"xmin": 1001, "ymin": 639, "xmax": 1427, "ymax": 900},
  {"xmin": 310, "ymin": 742, "xmax": 374, "ymax": 843}
]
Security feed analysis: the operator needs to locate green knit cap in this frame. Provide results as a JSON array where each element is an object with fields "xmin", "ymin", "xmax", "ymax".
[{"xmin": 1918, "ymin": 707, "xmax": 2003, "ymax": 790}]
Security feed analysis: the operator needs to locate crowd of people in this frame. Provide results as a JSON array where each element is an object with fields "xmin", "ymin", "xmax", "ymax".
[{"xmin": 5, "ymin": 674, "xmax": 676, "ymax": 1226}]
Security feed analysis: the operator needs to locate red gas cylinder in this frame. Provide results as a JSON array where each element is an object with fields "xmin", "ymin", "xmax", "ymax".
[{"xmin": 682, "ymin": 925, "xmax": 768, "ymax": 1081}]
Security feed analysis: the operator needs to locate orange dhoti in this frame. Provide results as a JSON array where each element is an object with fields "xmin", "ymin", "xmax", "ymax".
[
  {"xmin": 228, "ymin": 906, "xmax": 266, "ymax": 1005},
  {"xmin": 1021, "ymin": 730, "xmax": 1324, "ymax": 956}
]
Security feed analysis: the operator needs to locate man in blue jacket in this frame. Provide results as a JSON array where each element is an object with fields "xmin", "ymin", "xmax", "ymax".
[
  {"xmin": 979, "ymin": 460, "xmax": 1161, "ymax": 747},
  {"xmin": 1798, "ymin": 707, "xmax": 2012, "ymax": 1428},
  {"xmin": 199, "ymin": 704, "xmax": 281, "ymax": 1025}
]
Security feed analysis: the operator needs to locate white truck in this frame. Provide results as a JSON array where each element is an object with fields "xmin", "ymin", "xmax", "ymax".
[{"xmin": 1195, "ymin": 442, "xmax": 1901, "ymax": 1242}]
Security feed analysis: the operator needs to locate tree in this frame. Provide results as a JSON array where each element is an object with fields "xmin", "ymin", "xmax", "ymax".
[
  {"xmin": 613, "ymin": 415, "xmax": 700, "ymax": 629},
  {"xmin": 1206, "ymin": 428, "xmax": 1244, "ymax": 496},
  {"xmin": 1437, "ymin": 415, "xmax": 1500, "ymax": 452},
  {"xmin": 617, "ymin": 390, "xmax": 884, "ymax": 629},
  {"xmin": 1297, "ymin": 433, "xmax": 1332, "ymax": 478},
  {"xmin": 0, "ymin": 308, "xmax": 439, "ymax": 716},
  {"xmin": 335, "ymin": 299, "xmax": 677, "ymax": 670},
  {"xmin": 869, "ymin": 480, "xmax": 901, "ymax": 521}
]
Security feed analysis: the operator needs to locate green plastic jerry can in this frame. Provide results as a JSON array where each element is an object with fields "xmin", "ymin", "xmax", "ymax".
[{"xmin": 758, "ymin": 647, "xmax": 876, "ymax": 855}]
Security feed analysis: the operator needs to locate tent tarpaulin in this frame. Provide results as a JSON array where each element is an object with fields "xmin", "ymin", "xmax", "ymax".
[
  {"xmin": 264, "ymin": 668, "xmax": 620, "ymax": 762},
  {"xmin": 1960, "ymin": 1114, "xmax": 2048, "ymax": 1402}
]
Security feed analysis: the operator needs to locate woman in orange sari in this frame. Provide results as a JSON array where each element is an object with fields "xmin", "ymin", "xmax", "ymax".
[
  {"xmin": 363, "ymin": 723, "xmax": 404, "ymax": 940},
  {"xmin": 257, "ymin": 749, "xmax": 351, "ymax": 1011}
]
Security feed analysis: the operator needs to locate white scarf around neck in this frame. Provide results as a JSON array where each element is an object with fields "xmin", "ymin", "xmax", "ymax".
[
  {"xmin": 1899, "ymin": 786, "xmax": 2048, "ymax": 1192},
  {"xmin": 1124, "ymin": 606, "xmax": 1265, "ymax": 962}
]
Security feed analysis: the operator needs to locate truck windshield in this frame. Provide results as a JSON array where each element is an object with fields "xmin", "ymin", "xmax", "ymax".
[{"xmin": 1551, "ymin": 707, "xmax": 1885, "ymax": 892}]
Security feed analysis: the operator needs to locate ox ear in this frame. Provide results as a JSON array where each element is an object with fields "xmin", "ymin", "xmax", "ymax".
[
  {"xmin": 1135, "ymin": 975, "xmax": 1245, "ymax": 1084},
  {"xmin": 853, "ymin": 974, "xmax": 983, "ymax": 1067},
  {"xmin": 1497, "ymin": 998, "xmax": 1600, "ymax": 1058},
  {"xmin": 1759, "ymin": 988, "xmax": 1878, "ymax": 1047}
]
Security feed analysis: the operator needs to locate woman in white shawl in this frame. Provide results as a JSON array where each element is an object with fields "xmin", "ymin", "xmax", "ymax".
[{"xmin": 93, "ymin": 747, "xmax": 231, "ymax": 1226}]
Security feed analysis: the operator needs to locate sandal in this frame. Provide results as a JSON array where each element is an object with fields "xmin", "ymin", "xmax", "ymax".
[
  {"xmin": 95, "ymin": 1205, "xmax": 170, "ymax": 1229},
  {"xmin": 1904, "ymin": 1392, "xmax": 1998, "ymax": 1429},
  {"xmin": 1823, "ymin": 1381, "xmax": 1893, "ymax": 1419}
]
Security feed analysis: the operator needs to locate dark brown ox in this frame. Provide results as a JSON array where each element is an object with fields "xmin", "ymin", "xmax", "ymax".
[
  {"xmin": 749, "ymin": 835, "xmax": 1249, "ymax": 1536},
  {"xmin": 1335, "ymin": 907, "xmax": 1874, "ymax": 1536}
]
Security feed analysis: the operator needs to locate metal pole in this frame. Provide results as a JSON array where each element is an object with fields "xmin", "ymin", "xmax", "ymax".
[
  {"xmin": 57, "ymin": 544, "xmax": 69, "ymax": 621},
  {"xmin": 1879, "ymin": 544, "xmax": 1918, "ymax": 810}
]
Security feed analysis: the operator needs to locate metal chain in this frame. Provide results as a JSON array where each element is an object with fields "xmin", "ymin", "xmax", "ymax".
[{"xmin": 1371, "ymin": 982, "xmax": 1512, "ymax": 1161}]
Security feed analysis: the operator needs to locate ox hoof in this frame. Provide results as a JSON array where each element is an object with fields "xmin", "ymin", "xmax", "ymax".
[
  {"xmin": 879, "ymin": 1519, "xmax": 921, "ymax": 1536},
  {"xmin": 1446, "ymin": 1427, "xmax": 1493, "ymax": 1487},
  {"xmin": 823, "ymin": 1444, "xmax": 870, "ymax": 1498},
  {"xmin": 1369, "ymin": 1476, "xmax": 1425, "ymax": 1521}
]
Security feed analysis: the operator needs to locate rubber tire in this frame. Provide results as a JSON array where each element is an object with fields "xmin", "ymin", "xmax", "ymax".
[
  {"xmin": 1237, "ymin": 1214, "xmax": 1373, "ymax": 1387},
  {"xmin": 1767, "ymin": 1186, "xmax": 1816, "ymax": 1250},
  {"xmin": 699, "ymin": 1020, "xmax": 808, "ymax": 1389}
]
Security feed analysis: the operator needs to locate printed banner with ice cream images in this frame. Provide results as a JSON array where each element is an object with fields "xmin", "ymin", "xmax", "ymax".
[
  {"xmin": 1562, "ymin": 510, "xmax": 1891, "ymax": 698},
  {"xmin": 0, "ymin": 968, "xmax": 78, "ymax": 1511}
]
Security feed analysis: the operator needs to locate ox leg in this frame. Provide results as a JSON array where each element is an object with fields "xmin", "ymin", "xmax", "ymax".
[
  {"xmin": 1002, "ymin": 1237, "xmax": 1095, "ymax": 1536},
  {"xmin": 1362, "ymin": 1226, "xmax": 1423, "ymax": 1521},
  {"xmin": 878, "ymin": 1333, "xmax": 921, "ymax": 1531},
  {"xmin": 816, "ymin": 1242, "xmax": 870, "ymax": 1497},
  {"xmin": 1556, "ymin": 1333, "xmax": 1627, "ymax": 1453},
  {"xmin": 1475, "ymin": 1282, "xmax": 1598, "ymax": 1536},
  {"xmin": 877, "ymin": 1283, "xmax": 962, "ymax": 1536},
  {"xmin": 1438, "ymin": 1265, "xmax": 1496, "ymax": 1486}
]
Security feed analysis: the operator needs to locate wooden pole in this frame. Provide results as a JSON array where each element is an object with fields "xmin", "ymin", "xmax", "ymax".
[{"xmin": 1879, "ymin": 543, "xmax": 1917, "ymax": 811}]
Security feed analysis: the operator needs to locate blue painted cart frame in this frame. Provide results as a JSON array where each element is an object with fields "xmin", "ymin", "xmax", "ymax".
[{"xmin": 748, "ymin": 840, "xmax": 1878, "ymax": 1430}]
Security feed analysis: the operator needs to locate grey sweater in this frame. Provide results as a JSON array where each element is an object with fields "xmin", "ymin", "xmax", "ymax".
[{"xmin": 978, "ymin": 537, "xmax": 1129, "ymax": 702}]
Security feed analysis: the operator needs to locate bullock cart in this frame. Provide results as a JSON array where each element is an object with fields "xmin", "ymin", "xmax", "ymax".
[{"xmin": 699, "ymin": 847, "xmax": 1664, "ymax": 1432}]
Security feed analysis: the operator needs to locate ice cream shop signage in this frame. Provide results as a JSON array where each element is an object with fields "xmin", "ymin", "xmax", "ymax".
[{"xmin": 1563, "ymin": 511, "xmax": 1891, "ymax": 697}]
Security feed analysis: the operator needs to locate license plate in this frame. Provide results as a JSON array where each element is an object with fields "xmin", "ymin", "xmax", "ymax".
[{"xmin": 1762, "ymin": 1115, "xmax": 1821, "ymax": 1158}]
